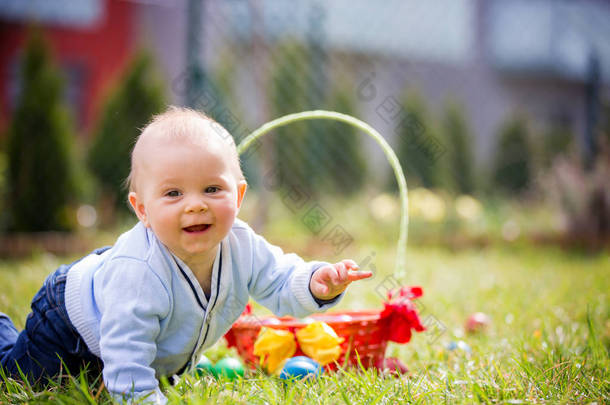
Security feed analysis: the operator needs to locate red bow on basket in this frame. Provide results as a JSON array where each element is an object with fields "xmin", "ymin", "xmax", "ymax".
[{"xmin": 379, "ymin": 286, "xmax": 426, "ymax": 343}]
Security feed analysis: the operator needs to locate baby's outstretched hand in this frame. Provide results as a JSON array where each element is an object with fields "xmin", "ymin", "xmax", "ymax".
[{"xmin": 310, "ymin": 259, "xmax": 372, "ymax": 301}]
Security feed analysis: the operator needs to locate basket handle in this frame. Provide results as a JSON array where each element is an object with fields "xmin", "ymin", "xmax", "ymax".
[{"xmin": 237, "ymin": 110, "xmax": 409, "ymax": 279}]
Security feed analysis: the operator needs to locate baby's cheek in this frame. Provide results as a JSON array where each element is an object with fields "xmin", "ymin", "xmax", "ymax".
[{"xmin": 217, "ymin": 203, "xmax": 239, "ymax": 226}]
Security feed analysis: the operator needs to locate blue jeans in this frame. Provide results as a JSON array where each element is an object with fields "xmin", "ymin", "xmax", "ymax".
[{"xmin": 0, "ymin": 248, "xmax": 109, "ymax": 384}]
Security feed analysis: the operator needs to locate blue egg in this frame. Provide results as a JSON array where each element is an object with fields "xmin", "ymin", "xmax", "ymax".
[
  {"xmin": 280, "ymin": 356, "xmax": 322, "ymax": 380},
  {"xmin": 457, "ymin": 341, "xmax": 472, "ymax": 353},
  {"xmin": 446, "ymin": 340, "xmax": 472, "ymax": 353}
]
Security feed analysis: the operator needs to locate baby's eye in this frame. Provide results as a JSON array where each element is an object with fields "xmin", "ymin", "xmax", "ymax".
[
  {"xmin": 165, "ymin": 190, "xmax": 181, "ymax": 197},
  {"xmin": 205, "ymin": 186, "xmax": 220, "ymax": 193}
]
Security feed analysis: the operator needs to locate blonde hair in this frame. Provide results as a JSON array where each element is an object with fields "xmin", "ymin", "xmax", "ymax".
[{"xmin": 126, "ymin": 106, "xmax": 244, "ymax": 192}]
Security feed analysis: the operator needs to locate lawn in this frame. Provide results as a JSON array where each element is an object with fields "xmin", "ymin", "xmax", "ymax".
[{"xmin": 1, "ymin": 227, "xmax": 608, "ymax": 404}]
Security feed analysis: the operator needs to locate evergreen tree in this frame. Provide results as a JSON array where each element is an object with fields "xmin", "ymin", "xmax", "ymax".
[
  {"xmin": 542, "ymin": 122, "xmax": 573, "ymax": 167},
  {"xmin": 602, "ymin": 99, "xmax": 610, "ymax": 146},
  {"xmin": 491, "ymin": 116, "xmax": 532, "ymax": 194},
  {"xmin": 442, "ymin": 101, "xmax": 476, "ymax": 194},
  {"xmin": 395, "ymin": 92, "xmax": 446, "ymax": 189},
  {"xmin": 271, "ymin": 41, "xmax": 319, "ymax": 194},
  {"xmin": 209, "ymin": 49, "xmax": 236, "ymax": 125},
  {"xmin": 210, "ymin": 48, "xmax": 260, "ymax": 187},
  {"xmin": 7, "ymin": 31, "xmax": 77, "ymax": 231},
  {"xmin": 88, "ymin": 52, "xmax": 165, "ymax": 215},
  {"xmin": 321, "ymin": 82, "xmax": 367, "ymax": 194},
  {"xmin": 196, "ymin": 51, "xmax": 236, "ymax": 134},
  {"xmin": 0, "ymin": 150, "xmax": 7, "ymax": 230}
]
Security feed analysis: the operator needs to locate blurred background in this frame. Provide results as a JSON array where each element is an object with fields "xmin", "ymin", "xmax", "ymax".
[{"xmin": 0, "ymin": 0, "xmax": 609, "ymax": 260}]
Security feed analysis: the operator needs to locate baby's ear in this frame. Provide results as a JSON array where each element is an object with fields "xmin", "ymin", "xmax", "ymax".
[
  {"xmin": 128, "ymin": 191, "xmax": 149, "ymax": 226},
  {"xmin": 236, "ymin": 181, "xmax": 247, "ymax": 209}
]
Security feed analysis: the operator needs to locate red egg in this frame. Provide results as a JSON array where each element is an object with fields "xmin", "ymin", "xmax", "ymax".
[
  {"xmin": 465, "ymin": 312, "xmax": 490, "ymax": 333},
  {"xmin": 375, "ymin": 357, "xmax": 409, "ymax": 375}
]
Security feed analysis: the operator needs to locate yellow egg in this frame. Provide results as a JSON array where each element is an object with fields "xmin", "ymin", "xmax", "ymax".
[
  {"xmin": 253, "ymin": 327, "xmax": 296, "ymax": 374},
  {"xmin": 295, "ymin": 321, "xmax": 344, "ymax": 366}
]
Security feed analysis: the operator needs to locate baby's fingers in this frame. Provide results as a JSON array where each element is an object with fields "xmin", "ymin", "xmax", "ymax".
[
  {"xmin": 346, "ymin": 270, "xmax": 373, "ymax": 282},
  {"xmin": 311, "ymin": 275, "xmax": 331, "ymax": 294},
  {"xmin": 333, "ymin": 262, "xmax": 348, "ymax": 283},
  {"xmin": 341, "ymin": 259, "xmax": 359, "ymax": 271}
]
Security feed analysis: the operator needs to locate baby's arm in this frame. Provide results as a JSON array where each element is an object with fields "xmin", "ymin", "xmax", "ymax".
[
  {"xmin": 96, "ymin": 259, "xmax": 170, "ymax": 404},
  {"xmin": 240, "ymin": 223, "xmax": 368, "ymax": 316},
  {"xmin": 309, "ymin": 259, "xmax": 372, "ymax": 300}
]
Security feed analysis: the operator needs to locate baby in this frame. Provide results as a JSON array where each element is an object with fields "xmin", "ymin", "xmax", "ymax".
[{"xmin": 0, "ymin": 107, "xmax": 371, "ymax": 403}]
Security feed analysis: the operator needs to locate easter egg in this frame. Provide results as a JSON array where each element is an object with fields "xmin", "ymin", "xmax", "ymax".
[
  {"xmin": 457, "ymin": 340, "xmax": 472, "ymax": 352},
  {"xmin": 446, "ymin": 340, "xmax": 471, "ymax": 353},
  {"xmin": 375, "ymin": 357, "xmax": 409, "ymax": 374},
  {"xmin": 465, "ymin": 312, "xmax": 490, "ymax": 333},
  {"xmin": 279, "ymin": 356, "xmax": 322, "ymax": 380},
  {"xmin": 193, "ymin": 355, "xmax": 212, "ymax": 377},
  {"xmin": 212, "ymin": 357, "xmax": 245, "ymax": 379}
]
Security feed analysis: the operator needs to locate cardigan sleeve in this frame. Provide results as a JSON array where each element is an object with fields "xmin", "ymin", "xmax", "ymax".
[
  {"xmin": 95, "ymin": 257, "xmax": 170, "ymax": 403},
  {"xmin": 242, "ymin": 226, "xmax": 345, "ymax": 317}
]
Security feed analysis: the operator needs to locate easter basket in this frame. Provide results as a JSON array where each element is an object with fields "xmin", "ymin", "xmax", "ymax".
[
  {"xmin": 225, "ymin": 111, "xmax": 424, "ymax": 371},
  {"xmin": 224, "ymin": 287, "xmax": 424, "ymax": 370}
]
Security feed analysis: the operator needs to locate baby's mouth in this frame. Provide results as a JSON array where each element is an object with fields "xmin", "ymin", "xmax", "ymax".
[{"xmin": 183, "ymin": 224, "xmax": 211, "ymax": 233}]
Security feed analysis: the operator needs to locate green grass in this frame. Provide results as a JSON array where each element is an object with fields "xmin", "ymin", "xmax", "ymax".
[{"xmin": 1, "ymin": 216, "xmax": 609, "ymax": 403}]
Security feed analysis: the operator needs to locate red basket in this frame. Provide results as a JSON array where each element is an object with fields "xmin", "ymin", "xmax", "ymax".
[
  {"xmin": 224, "ymin": 309, "xmax": 389, "ymax": 370},
  {"xmin": 225, "ymin": 286, "xmax": 425, "ymax": 371}
]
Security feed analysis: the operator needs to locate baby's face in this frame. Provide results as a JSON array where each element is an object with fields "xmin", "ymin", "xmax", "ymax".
[{"xmin": 129, "ymin": 135, "xmax": 246, "ymax": 265}]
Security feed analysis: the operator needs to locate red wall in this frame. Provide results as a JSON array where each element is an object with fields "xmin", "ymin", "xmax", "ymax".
[{"xmin": 0, "ymin": 0, "xmax": 134, "ymax": 134}]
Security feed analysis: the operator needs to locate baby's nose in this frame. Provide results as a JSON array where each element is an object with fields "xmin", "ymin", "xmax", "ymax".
[{"xmin": 185, "ymin": 196, "xmax": 208, "ymax": 213}]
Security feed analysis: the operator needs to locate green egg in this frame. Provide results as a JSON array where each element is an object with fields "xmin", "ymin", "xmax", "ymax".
[
  {"xmin": 212, "ymin": 357, "xmax": 245, "ymax": 380},
  {"xmin": 193, "ymin": 355, "xmax": 213, "ymax": 377}
]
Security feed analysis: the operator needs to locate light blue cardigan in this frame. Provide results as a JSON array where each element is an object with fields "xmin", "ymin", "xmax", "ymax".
[{"xmin": 65, "ymin": 219, "xmax": 340, "ymax": 403}]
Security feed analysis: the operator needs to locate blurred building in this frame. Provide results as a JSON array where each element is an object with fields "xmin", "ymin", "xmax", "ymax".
[
  {"xmin": 168, "ymin": 0, "xmax": 608, "ymax": 165},
  {"xmin": 1, "ymin": 0, "xmax": 609, "ymax": 165},
  {"xmin": 0, "ymin": 0, "xmax": 134, "ymax": 132}
]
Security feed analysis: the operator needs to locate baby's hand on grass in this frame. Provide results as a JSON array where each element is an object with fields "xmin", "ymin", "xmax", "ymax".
[{"xmin": 310, "ymin": 259, "xmax": 372, "ymax": 300}]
